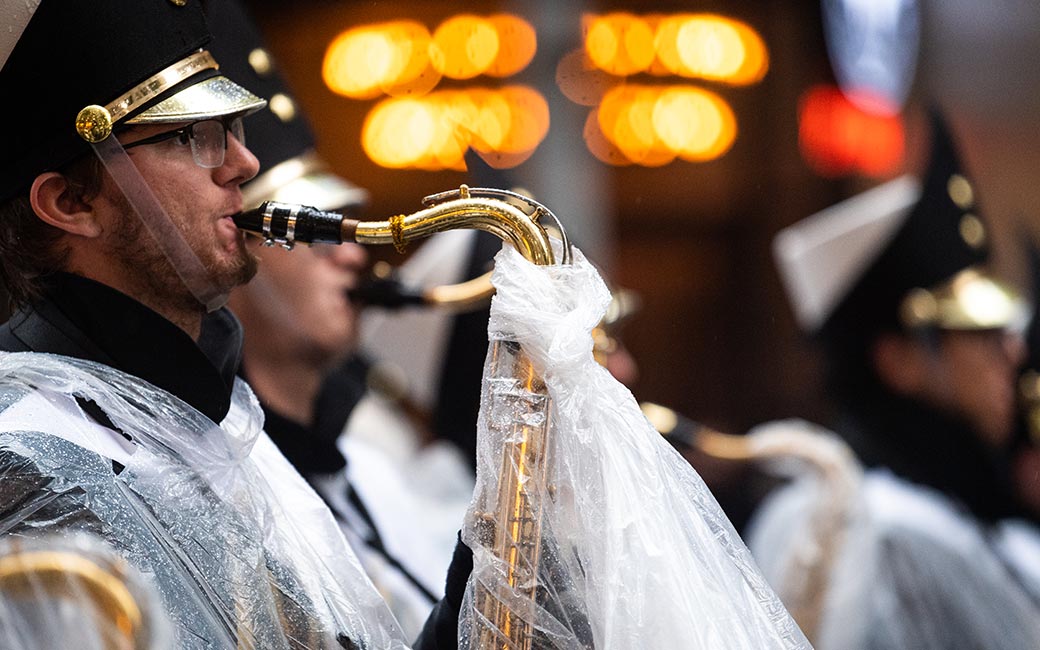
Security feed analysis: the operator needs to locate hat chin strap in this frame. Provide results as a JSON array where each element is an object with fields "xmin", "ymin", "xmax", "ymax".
[{"xmin": 88, "ymin": 136, "xmax": 228, "ymax": 313}]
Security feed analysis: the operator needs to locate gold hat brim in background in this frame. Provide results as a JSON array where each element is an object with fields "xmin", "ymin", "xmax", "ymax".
[
  {"xmin": 900, "ymin": 267, "xmax": 1027, "ymax": 332},
  {"xmin": 242, "ymin": 151, "xmax": 369, "ymax": 213}
]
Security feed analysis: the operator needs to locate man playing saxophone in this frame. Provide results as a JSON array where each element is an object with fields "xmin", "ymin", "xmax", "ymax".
[{"xmin": 0, "ymin": 1, "xmax": 466, "ymax": 647}]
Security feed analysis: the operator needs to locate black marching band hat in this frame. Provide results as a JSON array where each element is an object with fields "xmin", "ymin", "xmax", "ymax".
[
  {"xmin": 774, "ymin": 110, "xmax": 1024, "ymax": 345},
  {"xmin": 0, "ymin": 0, "xmax": 266, "ymax": 204},
  {"xmin": 203, "ymin": 0, "xmax": 368, "ymax": 214}
]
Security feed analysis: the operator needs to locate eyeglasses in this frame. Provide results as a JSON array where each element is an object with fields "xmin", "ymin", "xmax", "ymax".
[{"xmin": 122, "ymin": 116, "xmax": 245, "ymax": 168}]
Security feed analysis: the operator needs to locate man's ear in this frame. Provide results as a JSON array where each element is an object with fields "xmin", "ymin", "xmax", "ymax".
[
  {"xmin": 872, "ymin": 332, "xmax": 928, "ymax": 396},
  {"xmin": 28, "ymin": 172, "xmax": 102, "ymax": 238}
]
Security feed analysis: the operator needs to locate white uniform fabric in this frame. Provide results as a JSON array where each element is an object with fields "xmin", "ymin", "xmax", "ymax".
[
  {"xmin": 310, "ymin": 469, "xmax": 440, "ymax": 641},
  {"xmin": 341, "ymin": 393, "xmax": 474, "ymax": 595},
  {"xmin": 344, "ymin": 230, "xmax": 480, "ymax": 637},
  {"xmin": 747, "ymin": 421, "xmax": 1040, "ymax": 650},
  {"xmin": 0, "ymin": 351, "xmax": 410, "ymax": 649},
  {"xmin": 340, "ymin": 425, "xmax": 472, "ymax": 596},
  {"xmin": 459, "ymin": 244, "xmax": 811, "ymax": 649},
  {"xmin": 358, "ymin": 230, "xmax": 477, "ymax": 412}
]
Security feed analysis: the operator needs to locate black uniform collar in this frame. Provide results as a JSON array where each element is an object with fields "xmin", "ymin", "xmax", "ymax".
[
  {"xmin": 258, "ymin": 407, "xmax": 346, "ymax": 474},
  {"xmin": 0, "ymin": 273, "xmax": 242, "ymax": 423},
  {"xmin": 248, "ymin": 355, "xmax": 370, "ymax": 475},
  {"xmin": 836, "ymin": 385, "xmax": 1023, "ymax": 523}
]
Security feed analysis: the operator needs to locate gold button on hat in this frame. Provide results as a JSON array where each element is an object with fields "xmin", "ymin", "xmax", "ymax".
[{"xmin": 947, "ymin": 173, "xmax": 974, "ymax": 209}]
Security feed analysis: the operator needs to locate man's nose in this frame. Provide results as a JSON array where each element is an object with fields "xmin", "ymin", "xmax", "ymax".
[{"xmin": 219, "ymin": 131, "xmax": 260, "ymax": 185}]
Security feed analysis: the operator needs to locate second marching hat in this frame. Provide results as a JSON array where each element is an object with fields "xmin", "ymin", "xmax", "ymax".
[
  {"xmin": 0, "ymin": 0, "xmax": 266, "ymax": 203},
  {"xmin": 203, "ymin": 0, "xmax": 368, "ymax": 214},
  {"xmin": 774, "ymin": 111, "xmax": 1024, "ymax": 342}
]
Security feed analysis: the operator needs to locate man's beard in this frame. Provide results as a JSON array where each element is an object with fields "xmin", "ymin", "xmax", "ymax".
[{"xmin": 102, "ymin": 191, "xmax": 258, "ymax": 313}]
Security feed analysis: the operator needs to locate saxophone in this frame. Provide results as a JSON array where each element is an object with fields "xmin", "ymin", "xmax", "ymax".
[{"xmin": 234, "ymin": 185, "xmax": 571, "ymax": 649}]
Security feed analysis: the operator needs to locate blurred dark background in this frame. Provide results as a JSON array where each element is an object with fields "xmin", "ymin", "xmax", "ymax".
[{"xmin": 240, "ymin": 0, "xmax": 1040, "ymax": 435}]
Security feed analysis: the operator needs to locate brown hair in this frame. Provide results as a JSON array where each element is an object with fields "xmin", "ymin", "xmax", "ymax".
[{"xmin": 0, "ymin": 156, "xmax": 104, "ymax": 309}]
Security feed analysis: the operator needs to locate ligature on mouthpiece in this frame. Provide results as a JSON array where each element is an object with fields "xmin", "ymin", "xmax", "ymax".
[{"xmin": 233, "ymin": 201, "xmax": 357, "ymax": 249}]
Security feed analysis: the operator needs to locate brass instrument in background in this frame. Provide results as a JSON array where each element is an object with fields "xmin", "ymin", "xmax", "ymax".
[
  {"xmin": 641, "ymin": 401, "xmax": 860, "ymax": 644},
  {"xmin": 0, "ymin": 537, "xmax": 154, "ymax": 649},
  {"xmin": 235, "ymin": 185, "xmax": 572, "ymax": 649},
  {"xmin": 351, "ymin": 262, "xmax": 495, "ymax": 313}
]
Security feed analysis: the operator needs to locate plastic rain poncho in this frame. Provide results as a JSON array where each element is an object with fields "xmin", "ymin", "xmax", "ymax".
[
  {"xmin": 0, "ymin": 352, "xmax": 410, "ymax": 650},
  {"xmin": 746, "ymin": 420, "xmax": 1040, "ymax": 650},
  {"xmin": 458, "ymin": 244, "xmax": 811, "ymax": 650}
]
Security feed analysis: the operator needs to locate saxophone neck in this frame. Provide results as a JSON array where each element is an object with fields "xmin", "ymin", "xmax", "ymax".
[{"xmin": 233, "ymin": 185, "xmax": 566, "ymax": 268}]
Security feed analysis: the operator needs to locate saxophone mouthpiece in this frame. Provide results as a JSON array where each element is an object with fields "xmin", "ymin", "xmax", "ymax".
[{"xmin": 233, "ymin": 201, "xmax": 355, "ymax": 248}]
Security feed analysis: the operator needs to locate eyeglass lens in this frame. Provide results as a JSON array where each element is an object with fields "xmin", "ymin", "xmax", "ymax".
[{"xmin": 190, "ymin": 117, "xmax": 245, "ymax": 168}]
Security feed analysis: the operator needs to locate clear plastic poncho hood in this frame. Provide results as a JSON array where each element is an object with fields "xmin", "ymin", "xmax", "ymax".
[
  {"xmin": 459, "ymin": 244, "xmax": 811, "ymax": 649},
  {"xmin": 0, "ymin": 352, "xmax": 410, "ymax": 649}
]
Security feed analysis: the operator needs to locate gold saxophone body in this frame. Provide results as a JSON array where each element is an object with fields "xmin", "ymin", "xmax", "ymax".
[{"xmin": 235, "ymin": 185, "xmax": 570, "ymax": 649}]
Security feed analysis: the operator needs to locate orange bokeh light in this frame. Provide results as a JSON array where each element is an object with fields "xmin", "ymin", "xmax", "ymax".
[
  {"xmin": 485, "ymin": 14, "xmax": 537, "ymax": 77},
  {"xmin": 362, "ymin": 87, "xmax": 549, "ymax": 170},
  {"xmin": 362, "ymin": 97, "xmax": 437, "ymax": 168},
  {"xmin": 594, "ymin": 84, "xmax": 736, "ymax": 165},
  {"xmin": 430, "ymin": 15, "xmax": 500, "ymax": 80},
  {"xmin": 324, "ymin": 26, "xmax": 397, "ymax": 99},
  {"xmin": 323, "ymin": 21, "xmax": 438, "ymax": 99},
  {"xmin": 676, "ymin": 16, "xmax": 746, "ymax": 80},
  {"xmin": 583, "ymin": 12, "xmax": 768, "ymax": 85},
  {"xmin": 379, "ymin": 21, "xmax": 439, "ymax": 97},
  {"xmin": 556, "ymin": 48, "xmax": 616, "ymax": 107},
  {"xmin": 584, "ymin": 13, "xmax": 656, "ymax": 76},
  {"xmin": 497, "ymin": 85, "xmax": 550, "ymax": 153},
  {"xmin": 654, "ymin": 86, "xmax": 736, "ymax": 160},
  {"xmin": 584, "ymin": 109, "xmax": 632, "ymax": 166}
]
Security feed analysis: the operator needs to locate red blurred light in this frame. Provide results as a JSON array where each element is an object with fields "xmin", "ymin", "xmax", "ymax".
[{"xmin": 798, "ymin": 85, "xmax": 905, "ymax": 178}]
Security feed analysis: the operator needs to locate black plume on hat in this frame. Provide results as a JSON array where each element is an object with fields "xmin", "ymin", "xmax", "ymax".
[
  {"xmin": 204, "ymin": 0, "xmax": 311, "ymax": 180},
  {"xmin": 820, "ymin": 110, "xmax": 989, "ymax": 345},
  {"xmin": 204, "ymin": 0, "xmax": 367, "ymax": 212},
  {"xmin": 0, "ymin": 0, "xmax": 211, "ymax": 202}
]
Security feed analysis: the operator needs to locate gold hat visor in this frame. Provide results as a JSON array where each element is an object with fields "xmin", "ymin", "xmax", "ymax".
[
  {"xmin": 900, "ymin": 267, "xmax": 1028, "ymax": 332},
  {"xmin": 126, "ymin": 75, "xmax": 266, "ymax": 125}
]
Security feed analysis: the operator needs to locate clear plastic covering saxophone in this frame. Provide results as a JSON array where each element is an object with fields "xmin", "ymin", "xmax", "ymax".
[
  {"xmin": 236, "ymin": 185, "xmax": 574, "ymax": 648},
  {"xmin": 233, "ymin": 187, "xmax": 811, "ymax": 650}
]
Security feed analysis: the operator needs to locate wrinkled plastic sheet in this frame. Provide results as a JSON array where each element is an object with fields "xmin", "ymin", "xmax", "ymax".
[
  {"xmin": 747, "ymin": 421, "xmax": 1040, "ymax": 650},
  {"xmin": 0, "ymin": 352, "xmax": 409, "ymax": 649},
  {"xmin": 460, "ymin": 243, "xmax": 811, "ymax": 649}
]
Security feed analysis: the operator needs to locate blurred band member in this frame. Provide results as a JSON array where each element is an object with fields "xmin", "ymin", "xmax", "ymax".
[{"xmin": 749, "ymin": 110, "xmax": 1040, "ymax": 649}]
